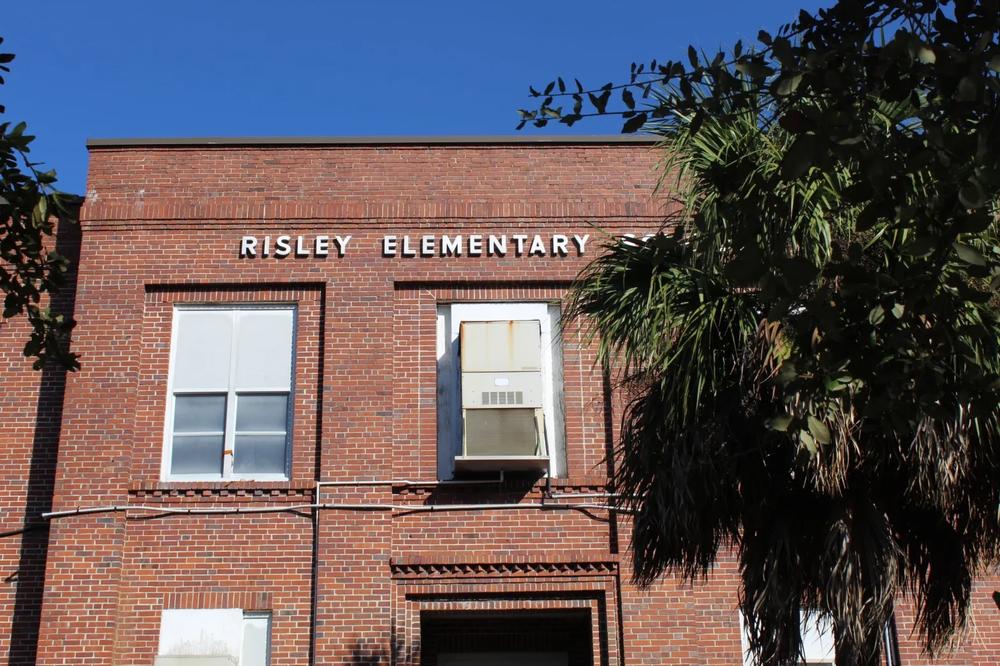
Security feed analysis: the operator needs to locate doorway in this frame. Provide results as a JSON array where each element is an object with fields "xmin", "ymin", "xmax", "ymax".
[{"xmin": 421, "ymin": 609, "xmax": 592, "ymax": 666}]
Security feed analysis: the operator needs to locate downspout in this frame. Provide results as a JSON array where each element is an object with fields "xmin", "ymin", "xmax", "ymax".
[{"xmin": 309, "ymin": 483, "xmax": 320, "ymax": 666}]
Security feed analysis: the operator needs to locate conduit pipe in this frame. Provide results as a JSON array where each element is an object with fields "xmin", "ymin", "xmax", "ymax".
[
  {"xmin": 546, "ymin": 492, "xmax": 622, "ymax": 499},
  {"xmin": 41, "ymin": 500, "xmax": 631, "ymax": 521},
  {"xmin": 314, "ymin": 471, "xmax": 504, "ymax": 489}
]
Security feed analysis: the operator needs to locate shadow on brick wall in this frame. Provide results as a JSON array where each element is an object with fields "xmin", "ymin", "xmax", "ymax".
[
  {"xmin": 345, "ymin": 637, "xmax": 419, "ymax": 666},
  {"xmin": 7, "ymin": 219, "xmax": 81, "ymax": 665}
]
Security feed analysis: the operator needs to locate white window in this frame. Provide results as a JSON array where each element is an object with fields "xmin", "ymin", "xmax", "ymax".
[
  {"xmin": 740, "ymin": 610, "xmax": 836, "ymax": 666},
  {"xmin": 163, "ymin": 305, "xmax": 295, "ymax": 481},
  {"xmin": 155, "ymin": 609, "xmax": 271, "ymax": 666},
  {"xmin": 436, "ymin": 302, "xmax": 565, "ymax": 479}
]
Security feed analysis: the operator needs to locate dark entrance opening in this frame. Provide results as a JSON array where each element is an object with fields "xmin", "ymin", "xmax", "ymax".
[{"xmin": 421, "ymin": 609, "xmax": 593, "ymax": 666}]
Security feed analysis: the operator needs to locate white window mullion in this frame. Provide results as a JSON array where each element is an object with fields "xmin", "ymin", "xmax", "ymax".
[
  {"xmin": 222, "ymin": 389, "xmax": 237, "ymax": 477},
  {"xmin": 223, "ymin": 312, "xmax": 242, "ymax": 478}
]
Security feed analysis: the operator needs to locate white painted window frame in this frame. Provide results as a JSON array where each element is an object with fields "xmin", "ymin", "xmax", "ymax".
[
  {"xmin": 156, "ymin": 608, "xmax": 271, "ymax": 665},
  {"xmin": 240, "ymin": 611, "xmax": 272, "ymax": 666},
  {"xmin": 162, "ymin": 304, "xmax": 297, "ymax": 482},
  {"xmin": 436, "ymin": 301, "xmax": 565, "ymax": 479}
]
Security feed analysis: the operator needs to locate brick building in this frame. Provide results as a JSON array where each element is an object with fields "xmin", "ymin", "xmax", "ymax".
[{"xmin": 0, "ymin": 136, "xmax": 997, "ymax": 665}]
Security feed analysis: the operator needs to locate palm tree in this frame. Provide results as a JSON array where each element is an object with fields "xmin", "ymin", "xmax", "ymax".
[{"xmin": 568, "ymin": 88, "xmax": 1000, "ymax": 665}]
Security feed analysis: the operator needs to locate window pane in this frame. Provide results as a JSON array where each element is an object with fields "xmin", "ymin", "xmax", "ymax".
[
  {"xmin": 173, "ymin": 395, "xmax": 226, "ymax": 433},
  {"xmin": 171, "ymin": 435, "xmax": 224, "ymax": 475},
  {"xmin": 158, "ymin": 608, "xmax": 243, "ymax": 658},
  {"xmin": 241, "ymin": 615, "xmax": 270, "ymax": 666},
  {"xmin": 234, "ymin": 309, "xmax": 294, "ymax": 390},
  {"xmin": 236, "ymin": 394, "xmax": 288, "ymax": 432},
  {"xmin": 173, "ymin": 310, "xmax": 234, "ymax": 390},
  {"xmin": 234, "ymin": 435, "xmax": 286, "ymax": 474},
  {"xmin": 800, "ymin": 612, "xmax": 836, "ymax": 664}
]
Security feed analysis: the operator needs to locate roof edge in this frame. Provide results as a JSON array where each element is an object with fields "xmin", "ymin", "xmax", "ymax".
[{"xmin": 86, "ymin": 135, "xmax": 659, "ymax": 148}]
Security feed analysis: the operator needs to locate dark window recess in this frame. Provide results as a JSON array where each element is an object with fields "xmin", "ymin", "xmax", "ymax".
[{"xmin": 421, "ymin": 610, "xmax": 593, "ymax": 666}]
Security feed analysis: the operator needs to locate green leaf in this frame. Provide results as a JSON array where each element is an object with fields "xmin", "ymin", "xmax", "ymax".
[
  {"xmin": 777, "ymin": 361, "xmax": 797, "ymax": 386},
  {"xmin": 891, "ymin": 303, "xmax": 905, "ymax": 319},
  {"xmin": 916, "ymin": 46, "xmax": 936, "ymax": 64},
  {"xmin": 807, "ymin": 415, "xmax": 831, "ymax": 445},
  {"xmin": 869, "ymin": 305, "xmax": 885, "ymax": 325},
  {"xmin": 781, "ymin": 134, "xmax": 820, "ymax": 180},
  {"xmin": 990, "ymin": 55, "xmax": 1000, "ymax": 73},
  {"xmin": 959, "ymin": 180, "xmax": 986, "ymax": 209},
  {"xmin": 4, "ymin": 293, "xmax": 21, "ymax": 317},
  {"xmin": 955, "ymin": 211, "xmax": 992, "ymax": 234},
  {"xmin": 735, "ymin": 60, "xmax": 775, "ymax": 79},
  {"xmin": 774, "ymin": 73, "xmax": 803, "ymax": 96},
  {"xmin": 32, "ymin": 196, "xmax": 47, "ymax": 225},
  {"xmin": 588, "ymin": 90, "xmax": 611, "ymax": 114},
  {"xmin": 688, "ymin": 109, "xmax": 705, "ymax": 135},
  {"xmin": 679, "ymin": 77, "xmax": 692, "ymax": 99},
  {"xmin": 956, "ymin": 76, "xmax": 979, "ymax": 102},
  {"xmin": 798, "ymin": 429, "xmax": 818, "ymax": 454},
  {"xmin": 622, "ymin": 89, "xmax": 635, "ymax": 110},
  {"xmin": 825, "ymin": 376, "xmax": 852, "ymax": 392},
  {"xmin": 622, "ymin": 112, "xmax": 648, "ymax": 133},
  {"xmin": 954, "ymin": 242, "xmax": 987, "ymax": 267},
  {"xmin": 766, "ymin": 414, "xmax": 794, "ymax": 432}
]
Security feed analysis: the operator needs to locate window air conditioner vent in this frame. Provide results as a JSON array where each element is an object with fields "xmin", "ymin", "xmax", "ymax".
[{"xmin": 481, "ymin": 391, "xmax": 525, "ymax": 406}]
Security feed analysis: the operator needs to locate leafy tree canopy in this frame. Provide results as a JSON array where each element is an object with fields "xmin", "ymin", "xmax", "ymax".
[
  {"xmin": 0, "ymin": 36, "xmax": 80, "ymax": 369},
  {"xmin": 524, "ymin": 1, "xmax": 1000, "ymax": 664}
]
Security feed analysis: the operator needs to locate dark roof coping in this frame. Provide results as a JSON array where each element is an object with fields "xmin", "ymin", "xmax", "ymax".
[{"xmin": 86, "ymin": 135, "xmax": 658, "ymax": 148}]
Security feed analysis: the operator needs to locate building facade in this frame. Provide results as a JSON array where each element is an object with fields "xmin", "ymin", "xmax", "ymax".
[{"xmin": 0, "ymin": 137, "xmax": 997, "ymax": 665}]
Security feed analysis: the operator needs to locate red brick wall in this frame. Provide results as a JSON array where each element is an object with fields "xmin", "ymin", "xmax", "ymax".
[
  {"xmin": 0, "ymin": 219, "xmax": 79, "ymax": 665},
  {"xmin": 0, "ymin": 140, "xmax": 992, "ymax": 665},
  {"xmin": 113, "ymin": 509, "xmax": 313, "ymax": 663},
  {"xmin": 129, "ymin": 284, "xmax": 324, "ymax": 487}
]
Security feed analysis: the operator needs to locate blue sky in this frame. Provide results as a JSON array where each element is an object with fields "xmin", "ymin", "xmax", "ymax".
[{"xmin": 3, "ymin": 0, "xmax": 829, "ymax": 193}]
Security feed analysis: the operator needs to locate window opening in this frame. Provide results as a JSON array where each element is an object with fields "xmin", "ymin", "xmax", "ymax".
[{"xmin": 164, "ymin": 305, "xmax": 295, "ymax": 481}]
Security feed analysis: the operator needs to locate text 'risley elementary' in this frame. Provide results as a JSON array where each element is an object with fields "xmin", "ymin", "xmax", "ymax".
[{"xmin": 237, "ymin": 233, "xmax": 603, "ymax": 259}]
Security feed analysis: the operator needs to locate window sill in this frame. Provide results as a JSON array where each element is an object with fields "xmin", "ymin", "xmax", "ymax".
[
  {"xmin": 128, "ymin": 479, "xmax": 315, "ymax": 498},
  {"xmin": 160, "ymin": 474, "xmax": 290, "ymax": 484},
  {"xmin": 453, "ymin": 455, "xmax": 550, "ymax": 473}
]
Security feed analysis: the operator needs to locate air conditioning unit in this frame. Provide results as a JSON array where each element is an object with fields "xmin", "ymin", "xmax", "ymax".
[{"xmin": 456, "ymin": 320, "xmax": 549, "ymax": 472}]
